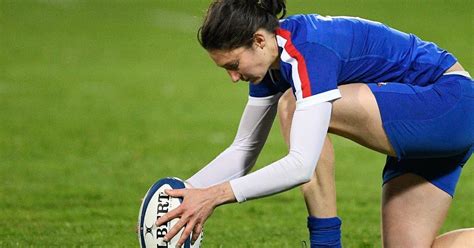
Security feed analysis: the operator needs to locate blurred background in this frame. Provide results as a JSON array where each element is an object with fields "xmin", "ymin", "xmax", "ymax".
[{"xmin": 1, "ymin": 0, "xmax": 472, "ymax": 246}]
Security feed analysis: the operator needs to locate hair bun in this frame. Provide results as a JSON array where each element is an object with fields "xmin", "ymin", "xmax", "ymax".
[{"xmin": 257, "ymin": 0, "xmax": 286, "ymax": 19}]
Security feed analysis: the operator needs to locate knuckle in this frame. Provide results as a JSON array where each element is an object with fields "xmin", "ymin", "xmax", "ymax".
[
  {"xmin": 183, "ymin": 212, "xmax": 194, "ymax": 221},
  {"xmin": 175, "ymin": 221, "xmax": 184, "ymax": 229},
  {"xmin": 179, "ymin": 215, "xmax": 188, "ymax": 223}
]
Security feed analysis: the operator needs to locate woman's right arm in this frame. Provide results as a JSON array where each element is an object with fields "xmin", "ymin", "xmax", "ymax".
[{"xmin": 186, "ymin": 93, "xmax": 282, "ymax": 188}]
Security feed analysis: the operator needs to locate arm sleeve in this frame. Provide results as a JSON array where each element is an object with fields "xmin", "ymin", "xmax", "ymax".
[
  {"xmin": 229, "ymin": 101, "xmax": 332, "ymax": 202},
  {"xmin": 186, "ymin": 93, "xmax": 281, "ymax": 188}
]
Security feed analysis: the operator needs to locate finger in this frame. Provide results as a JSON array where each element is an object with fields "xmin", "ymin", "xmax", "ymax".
[
  {"xmin": 191, "ymin": 223, "xmax": 203, "ymax": 244},
  {"xmin": 164, "ymin": 216, "xmax": 188, "ymax": 242},
  {"xmin": 177, "ymin": 218, "xmax": 196, "ymax": 247},
  {"xmin": 165, "ymin": 188, "xmax": 186, "ymax": 197},
  {"xmin": 156, "ymin": 206, "xmax": 182, "ymax": 226}
]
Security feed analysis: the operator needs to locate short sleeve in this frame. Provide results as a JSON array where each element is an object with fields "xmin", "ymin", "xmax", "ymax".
[{"xmin": 276, "ymin": 25, "xmax": 342, "ymax": 106}]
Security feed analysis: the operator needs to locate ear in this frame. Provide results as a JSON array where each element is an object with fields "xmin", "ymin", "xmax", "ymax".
[{"xmin": 253, "ymin": 30, "xmax": 267, "ymax": 49}]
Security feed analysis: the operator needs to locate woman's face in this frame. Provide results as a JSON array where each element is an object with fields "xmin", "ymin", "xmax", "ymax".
[{"xmin": 208, "ymin": 29, "xmax": 279, "ymax": 84}]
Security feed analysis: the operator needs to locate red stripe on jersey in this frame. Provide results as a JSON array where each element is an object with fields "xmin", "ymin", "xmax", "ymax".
[{"xmin": 276, "ymin": 28, "xmax": 312, "ymax": 98}]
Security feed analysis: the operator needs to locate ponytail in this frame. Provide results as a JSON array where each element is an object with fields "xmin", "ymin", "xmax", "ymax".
[{"xmin": 198, "ymin": 0, "xmax": 287, "ymax": 51}]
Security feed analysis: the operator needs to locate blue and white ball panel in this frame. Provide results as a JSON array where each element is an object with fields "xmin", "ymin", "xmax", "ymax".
[{"xmin": 138, "ymin": 177, "xmax": 202, "ymax": 248}]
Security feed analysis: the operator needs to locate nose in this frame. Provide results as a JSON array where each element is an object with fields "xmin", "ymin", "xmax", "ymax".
[{"xmin": 227, "ymin": 70, "xmax": 241, "ymax": 83}]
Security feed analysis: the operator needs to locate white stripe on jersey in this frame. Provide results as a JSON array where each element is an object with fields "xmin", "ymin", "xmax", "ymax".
[
  {"xmin": 296, "ymin": 89, "xmax": 341, "ymax": 109},
  {"xmin": 277, "ymin": 35, "xmax": 304, "ymax": 101}
]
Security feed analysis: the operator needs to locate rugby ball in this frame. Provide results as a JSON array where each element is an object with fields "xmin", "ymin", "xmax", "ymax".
[{"xmin": 138, "ymin": 177, "xmax": 202, "ymax": 248}]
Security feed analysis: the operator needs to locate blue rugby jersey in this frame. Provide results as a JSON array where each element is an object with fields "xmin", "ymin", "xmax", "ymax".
[{"xmin": 249, "ymin": 14, "xmax": 458, "ymax": 102}]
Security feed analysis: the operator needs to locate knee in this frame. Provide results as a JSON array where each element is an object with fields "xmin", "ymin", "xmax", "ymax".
[
  {"xmin": 383, "ymin": 238, "xmax": 434, "ymax": 248},
  {"xmin": 433, "ymin": 228, "xmax": 474, "ymax": 248}
]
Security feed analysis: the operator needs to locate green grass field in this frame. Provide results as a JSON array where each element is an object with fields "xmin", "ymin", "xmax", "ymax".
[{"xmin": 1, "ymin": 0, "xmax": 472, "ymax": 247}]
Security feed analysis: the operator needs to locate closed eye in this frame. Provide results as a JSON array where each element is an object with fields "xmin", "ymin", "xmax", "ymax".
[{"xmin": 223, "ymin": 61, "xmax": 239, "ymax": 71}]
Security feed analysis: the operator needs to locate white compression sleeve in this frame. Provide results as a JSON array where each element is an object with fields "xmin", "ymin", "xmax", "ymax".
[
  {"xmin": 229, "ymin": 101, "xmax": 332, "ymax": 202},
  {"xmin": 186, "ymin": 94, "xmax": 281, "ymax": 188}
]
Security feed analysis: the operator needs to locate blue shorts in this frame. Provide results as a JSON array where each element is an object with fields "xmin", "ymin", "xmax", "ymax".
[{"xmin": 368, "ymin": 74, "xmax": 474, "ymax": 196}]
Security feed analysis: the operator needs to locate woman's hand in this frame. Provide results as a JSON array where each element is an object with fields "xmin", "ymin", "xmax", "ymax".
[{"xmin": 155, "ymin": 182, "xmax": 236, "ymax": 247}]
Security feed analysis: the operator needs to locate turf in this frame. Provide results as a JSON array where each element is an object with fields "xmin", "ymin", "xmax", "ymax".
[{"xmin": 0, "ymin": 0, "xmax": 472, "ymax": 247}]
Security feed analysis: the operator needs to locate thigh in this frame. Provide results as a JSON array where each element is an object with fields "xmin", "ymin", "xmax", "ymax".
[
  {"xmin": 332, "ymin": 76, "xmax": 474, "ymax": 159},
  {"xmin": 279, "ymin": 84, "xmax": 395, "ymax": 156},
  {"xmin": 330, "ymin": 83, "xmax": 397, "ymax": 156},
  {"xmin": 382, "ymin": 173, "xmax": 452, "ymax": 248},
  {"xmin": 381, "ymin": 148, "xmax": 471, "ymax": 247},
  {"xmin": 368, "ymin": 76, "xmax": 473, "ymax": 159}
]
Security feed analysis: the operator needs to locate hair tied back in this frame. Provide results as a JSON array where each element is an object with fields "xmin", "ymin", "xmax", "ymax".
[
  {"xmin": 198, "ymin": 0, "xmax": 286, "ymax": 50},
  {"xmin": 257, "ymin": 0, "xmax": 286, "ymax": 19}
]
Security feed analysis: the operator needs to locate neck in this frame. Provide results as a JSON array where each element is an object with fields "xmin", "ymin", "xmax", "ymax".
[
  {"xmin": 269, "ymin": 35, "xmax": 280, "ymax": 69},
  {"xmin": 270, "ymin": 57, "xmax": 280, "ymax": 69}
]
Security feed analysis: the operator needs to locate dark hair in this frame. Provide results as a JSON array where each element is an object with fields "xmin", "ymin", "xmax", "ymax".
[{"xmin": 198, "ymin": 0, "xmax": 286, "ymax": 51}]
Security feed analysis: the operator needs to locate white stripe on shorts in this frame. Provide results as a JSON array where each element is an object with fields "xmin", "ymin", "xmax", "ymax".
[{"xmin": 443, "ymin": 71, "xmax": 472, "ymax": 79}]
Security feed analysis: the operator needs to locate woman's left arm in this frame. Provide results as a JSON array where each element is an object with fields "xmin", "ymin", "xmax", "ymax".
[{"xmin": 156, "ymin": 100, "xmax": 332, "ymax": 246}]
